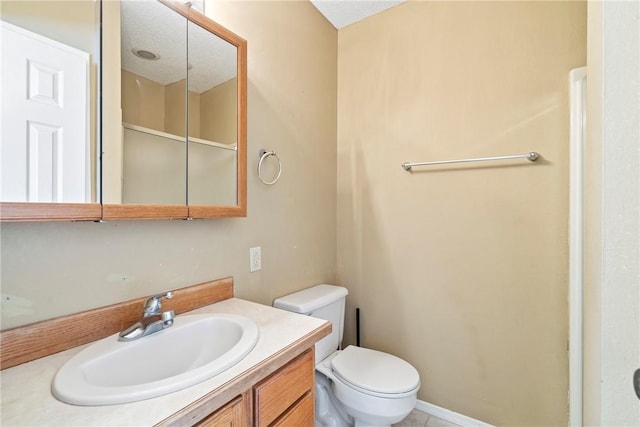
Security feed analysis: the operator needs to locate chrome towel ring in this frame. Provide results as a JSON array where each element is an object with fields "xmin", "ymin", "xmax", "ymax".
[{"xmin": 258, "ymin": 149, "xmax": 282, "ymax": 185}]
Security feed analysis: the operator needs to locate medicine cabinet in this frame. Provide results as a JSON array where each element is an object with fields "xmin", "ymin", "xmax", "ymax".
[{"xmin": 0, "ymin": 0, "xmax": 247, "ymax": 221}]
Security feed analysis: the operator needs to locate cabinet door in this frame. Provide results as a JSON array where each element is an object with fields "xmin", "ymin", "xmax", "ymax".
[
  {"xmin": 254, "ymin": 349, "xmax": 314, "ymax": 426},
  {"xmin": 271, "ymin": 392, "xmax": 314, "ymax": 427},
  {"xmin": 197, "ymin": 395, "xmax": 245, "ymax": 427}
]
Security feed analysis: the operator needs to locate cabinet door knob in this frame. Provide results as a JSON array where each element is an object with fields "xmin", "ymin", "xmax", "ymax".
[{"xmin": 634, "ymin": 368, "xmax": 640, "ymax": 400}]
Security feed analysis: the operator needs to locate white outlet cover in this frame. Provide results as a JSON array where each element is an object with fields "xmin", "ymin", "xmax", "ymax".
[{"xmin": 249, "ymin": 247, "xmax": 261, "ymax": 272}]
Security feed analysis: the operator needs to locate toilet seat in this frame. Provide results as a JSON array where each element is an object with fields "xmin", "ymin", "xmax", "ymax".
[{"xmin": 330, "ymin": 346, "xmax": 420, "ymax": 399}]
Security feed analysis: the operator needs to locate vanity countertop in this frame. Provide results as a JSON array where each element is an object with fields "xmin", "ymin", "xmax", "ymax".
[{"xmin": 0, "ymin": 298, "xmax": 328, "ymax": 426}]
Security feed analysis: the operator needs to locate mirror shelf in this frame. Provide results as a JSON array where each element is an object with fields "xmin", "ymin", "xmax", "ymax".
[{"xmin": 123, "ymin": 123, "xmax": 237, "ymax": 151}]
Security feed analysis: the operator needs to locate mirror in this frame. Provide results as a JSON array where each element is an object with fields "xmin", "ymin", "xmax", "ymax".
[
  {"xmin": 102, "ymin": 0, "xmax": 246, "ymax": 219},
  {"xmin": 187, "ymin": 19, "xmax": 238, "ymax": 207},
  {"xmin": 0, "ymin": 0, "xmax": 101, "ymax": 221},
  {"xmin": 119, "ymin": 0, "xmax": 187, "ymax": 206}
]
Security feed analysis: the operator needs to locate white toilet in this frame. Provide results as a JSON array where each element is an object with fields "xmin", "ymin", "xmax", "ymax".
[{"xmin": 273, "ymin": 284, "xmax": 420, "ymax": 427}]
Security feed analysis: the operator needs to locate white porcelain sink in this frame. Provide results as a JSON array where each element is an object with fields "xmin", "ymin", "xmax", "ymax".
[{"xmin": 52, "ymin": 313, "xmax": 259, "ymax": 406}]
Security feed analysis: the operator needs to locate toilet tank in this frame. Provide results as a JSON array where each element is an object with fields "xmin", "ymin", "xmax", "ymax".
[{"xmin": 273, "ymin": 284, "xmax": 348, "ymax": 362}]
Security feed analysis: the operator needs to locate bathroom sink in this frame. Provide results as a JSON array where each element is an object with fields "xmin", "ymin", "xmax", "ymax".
[{"xmin": 52, "ymin": 313, "xmax": 259, "ymax": 405}]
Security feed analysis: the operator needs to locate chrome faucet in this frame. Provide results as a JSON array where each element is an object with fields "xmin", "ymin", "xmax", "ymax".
[{"xmin": 118, "ymin": 291, "xmax": 175, "ymax": 342}]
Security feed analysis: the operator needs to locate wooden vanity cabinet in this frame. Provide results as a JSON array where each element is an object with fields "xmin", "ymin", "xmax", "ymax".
[
  {"xmin": 197, "ymin": 394, "xmax": 247, "ymax": 427},
  {"xmin": 253, "ymin": 349, "xmax": 314, "ymax": 426},
  {"xmin": 269, "ymin": 393, "xmax": 314, "ymax": 426},
  {"xmin": 180, "ymin": 349, "xmax": 315, "ymax": 427}
]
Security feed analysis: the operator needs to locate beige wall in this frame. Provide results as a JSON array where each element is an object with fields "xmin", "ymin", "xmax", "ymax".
[
  {"xmin": 121, "ymin": 71, "xmax": 200, "ymax": 138},
  {"xmin": 164, "ymin": 79, "xmax": 203, "ymax": 139},
  {"xmin": 200, "ymin": 78, "xmax": 238, "ymax": 145},
  {"xmin": 121, "ymin": 72, "xmax": 236, "ymax": 143},
  {"xmin": 189, "ymin": 89, "xmax": 201, "ymax": 139},
  {"xmin": 0, "ymin": 1, "xmax": 337, "ymax": 332},
  {"xmin": 337, "ymin": 1, "xmax": 586, "ymax": 425},
  {"xmin": 121, "ymin": 127, "xmax": 186, "ymax": 205},
  {"xmin": 188, "ymin": 143, "xmax": 237, "ymax": 206},
  {"xmin": 0, "ymin": 1, "xmax": 97, "ymax": 54},
  {"xmin": 121, "ymin": 70, "xmax": 166, "ymax": 131},
  {"xmin": 164, "ymin": 79, "xmax": 188, "ymax": 137}
]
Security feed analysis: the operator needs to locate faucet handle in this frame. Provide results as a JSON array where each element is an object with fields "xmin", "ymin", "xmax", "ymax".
[
  {"xmin": 161, "ymin": 291, "xmax": 174, "ymax": 300},
  {"xmin": 143, "ymin": 291, "xmax": 173, "ymax": 316}
]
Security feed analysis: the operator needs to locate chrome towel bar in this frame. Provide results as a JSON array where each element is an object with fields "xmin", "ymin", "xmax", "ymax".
[{"xmin": 401, "ymin": 151, "xmax": 540, "ymax": 171}]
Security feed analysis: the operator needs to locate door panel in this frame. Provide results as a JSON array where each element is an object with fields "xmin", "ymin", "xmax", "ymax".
[{"xmin": 1, "ymin": 21, "xmax": 89, "ymax": 203}]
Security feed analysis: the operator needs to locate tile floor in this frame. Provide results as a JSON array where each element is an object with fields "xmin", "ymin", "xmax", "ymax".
[{"xmin": 393, "ymin": 408, "xmax": 463, "ymax": 427}]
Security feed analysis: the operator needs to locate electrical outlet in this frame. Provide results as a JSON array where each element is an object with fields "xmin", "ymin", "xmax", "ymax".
[{"xmin": 249, "ymin": 246, "xmax": 262, "ymax": 272}]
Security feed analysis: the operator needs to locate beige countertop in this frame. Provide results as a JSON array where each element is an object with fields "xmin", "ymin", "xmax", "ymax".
[{"xmin": 0, "ymin": 298, "xmax": 327, "ymax": 426}]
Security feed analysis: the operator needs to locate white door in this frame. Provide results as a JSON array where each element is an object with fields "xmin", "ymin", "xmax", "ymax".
[{"xmin": 1, "ymin": 21, "xmax": 89, "ymax": 203}]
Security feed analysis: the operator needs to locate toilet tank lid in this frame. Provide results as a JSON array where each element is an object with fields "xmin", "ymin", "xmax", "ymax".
[{"xmin": 273, "ymin": 284, "xmax": 348, "ymax": 314}]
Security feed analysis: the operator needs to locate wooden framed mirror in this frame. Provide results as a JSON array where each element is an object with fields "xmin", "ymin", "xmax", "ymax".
[
  {"xmin": 0, "ymin": 0, "xmax": 245, "ymax": 222},
  {"xmin": 0, "ymin": 0, "xmax": 102, "ymax": 221},
  {"xmin": 101, "ymin": 0, "xmax": 246, "ymax": 220}
]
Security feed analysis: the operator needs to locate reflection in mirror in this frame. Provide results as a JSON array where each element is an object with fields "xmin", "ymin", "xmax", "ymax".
[
  {"xmin": 101, "ymin": 0, "xmax": 246, "ymax": 219},
  {"xmin": 0, "ymin": 1, "xmax": 99, "ymax": 204},
  {"xmin": 119, "ymin": 0, "xmax": 187, "ymax": 205},
  {"xmin": 122, "ymin": 126, "xmax": 187, "ymax": 205},
  {"xmin": 187, "ymin": 19, "xmax": 238, "ymax": 206}
]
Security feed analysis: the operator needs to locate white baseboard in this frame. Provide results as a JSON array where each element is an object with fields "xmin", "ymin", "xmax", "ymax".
[{"xmin": 415, "ymin": 400, "xmax": 494, "ymax": 427}]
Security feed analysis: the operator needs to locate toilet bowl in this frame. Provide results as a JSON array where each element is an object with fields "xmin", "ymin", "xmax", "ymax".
[
  {"xmin": 317, "ymin": 346, "xmax": 419, "ymax": 427},
  {"xmin": 273, "ymin": 285, "xmax": 420, "ymax": 427}
]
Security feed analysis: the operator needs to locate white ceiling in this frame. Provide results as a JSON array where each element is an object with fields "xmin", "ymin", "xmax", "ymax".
[
  {"xmin": 120, "ymin": 0, "xmax": 236, "ymax": 94},
  {"xmin": 310, "ymin": 0, "xmax": 407, "ymax": 29}
]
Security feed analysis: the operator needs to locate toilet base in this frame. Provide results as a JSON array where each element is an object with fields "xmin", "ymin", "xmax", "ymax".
[
  {"xmin": 315, "ymin": 356, "xmax": 416, "ymax": 427},
  {"xmin": 315, "ymin": 371, "xmax": 353, "ymax": 427},
  {"xmin": 354, "ymin": 421, "xmax": 391, "ymax": 427}
]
